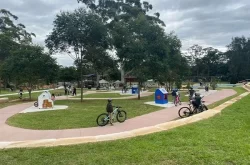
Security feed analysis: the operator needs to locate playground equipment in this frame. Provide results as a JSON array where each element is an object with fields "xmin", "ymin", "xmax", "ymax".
[
  {"xmin": 34, "ymin": 91, "xmax": 53, "ymax": 109},
  {"xmin": 155, "ymin": 88, "xmax": 168, "ymax": 104},
  {"xmin": 131, "ymin": 85, "xmax": 138, "ymax": 94}
]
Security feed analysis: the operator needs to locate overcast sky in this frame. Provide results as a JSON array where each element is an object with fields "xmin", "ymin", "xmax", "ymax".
[{"xmin": 1, "ymin": 0, "xmax": 250, "ymax": 66}]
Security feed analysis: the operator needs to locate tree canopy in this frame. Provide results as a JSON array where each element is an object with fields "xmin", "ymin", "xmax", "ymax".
[
  {"xmin": 46, "ymin": 8, "xmax": 110, "ymax": 101},
  {"xmin": 0, "ymin": 45, "xmax": 58, "ymax": 99}
]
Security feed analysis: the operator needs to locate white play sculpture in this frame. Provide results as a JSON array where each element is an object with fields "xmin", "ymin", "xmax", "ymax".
[{"xmin": 38, "ymin": 91, "xmax": 53, "ymax": 109}]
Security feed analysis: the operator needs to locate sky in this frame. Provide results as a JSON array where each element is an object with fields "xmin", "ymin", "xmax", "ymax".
[{"xmin": 1, "ymin": 0, "xmax": 250, "ymax": 66}]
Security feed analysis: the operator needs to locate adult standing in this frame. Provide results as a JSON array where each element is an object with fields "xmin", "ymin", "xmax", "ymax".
[
  {"xmin": 73, "ymin": 87, "xmax": 77, "ymax": 96},
  {"xmin": 188, "ymin": 87, "xmax": 195, "ymax": 100},
  {"xmin": 64, "ymin": 84, "xmax": 67, "ymax": 95}
]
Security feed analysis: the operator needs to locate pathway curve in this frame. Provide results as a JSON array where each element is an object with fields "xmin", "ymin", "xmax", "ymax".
[{"xmin": 0, "ymin": 89, "xmax": 236, "ymax": 142}]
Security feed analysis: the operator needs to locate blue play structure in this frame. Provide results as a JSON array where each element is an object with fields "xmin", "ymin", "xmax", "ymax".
[
  {"xmin": 155, "ymin": 88, "xmax": 168, "ymax": 104},
  {"xmin": 131, "ymin": 86, "xmax": 138, "ymax": 94}
]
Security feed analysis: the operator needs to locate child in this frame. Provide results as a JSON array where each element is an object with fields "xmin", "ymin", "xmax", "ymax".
[
  {"xmin": 106, "ymin": 98, "xmax": 114, "ymax": 125},
  {"xmin": 176, "ymin": 90, "xmax": 181, "ymax": 101},
  {"xmin": 51, "ymin": 93, "xmax": 55, "ymax": 107},
  {"xmin": 19, "ymin": 89, "xmax": 23, "ymax": 99},
  {"xmin": 191, "ymin": 93, "xmax": 202, "ymax": 109}
]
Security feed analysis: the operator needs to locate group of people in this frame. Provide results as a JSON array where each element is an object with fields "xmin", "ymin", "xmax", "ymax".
[
  {"xmin": 105, "ymin": 86, "xmax": 204, "ymax": 126},
  {"xmin": 188, "ymin": 87, "xmax": 202, "ymax": 109},
  {"xmin": 200, "ymin": 82, "xmax": 209, "ymax": 92},
  {"xmin": 121, "ymin": 85, "xmax": 128, "ymax": 93},
  {"xmin": 64, "ymin": 85, "xmax": 77, "ymax": 96},
  {"xmin": 171, "ymin": 87, "xmax": 202, "ymax": 109}
]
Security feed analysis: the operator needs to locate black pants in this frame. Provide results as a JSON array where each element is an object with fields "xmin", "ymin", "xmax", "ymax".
[{"xmin": 192, "ymin": 101, "xmax": 200, "ymax": 109}]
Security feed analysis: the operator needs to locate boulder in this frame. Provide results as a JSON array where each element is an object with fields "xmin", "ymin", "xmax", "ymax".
[{"xmin": 0, "ymin": 97, "xmax": 9, "ymax": 103}]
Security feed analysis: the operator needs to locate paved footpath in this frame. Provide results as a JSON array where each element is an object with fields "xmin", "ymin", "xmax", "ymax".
[{"xmin": 0, "ymin": 89, "xmax": 236, "ymax": 142}]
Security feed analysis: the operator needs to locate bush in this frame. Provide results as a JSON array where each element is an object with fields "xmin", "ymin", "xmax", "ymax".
[
  {"xmin": 175, "ymin": 79, "xmax": 182, "ymax": 89},
  {"xmin": 211, "ymin": 77, "xmax": 218, "ymax": 90},
  {"xmin": 186, "ymin": 81, "xmax": 191, "ymax": 89}
]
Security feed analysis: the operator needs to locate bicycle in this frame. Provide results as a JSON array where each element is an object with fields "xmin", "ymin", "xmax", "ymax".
[
  {"xmin": 178, "ymin": 98, "xmax": 208, "ymax": 118},
  {"xmin": 34, "ymin": 101, "xmax": 38, "ymax": 107},
  {"xmin": 96, "ymin": 106, "xmax": 127, "ymax": 126}
]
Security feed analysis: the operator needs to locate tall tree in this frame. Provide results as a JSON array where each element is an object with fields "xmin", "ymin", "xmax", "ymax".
[
  {"xmin": 77, "ymin": 0, "xmax": 189, "ymax": 99},
  {"xmin": 77, "ymin": 0, "xmax": 165, "ymax": 84},
  {"xmin": 58, "ymin": 66, "xmax": 78, "ymax": 83},
  {"xmin": 0, "ymin": 45, "xmax": 58, "ymax": 100},
  {"xmin": 84, "ymin": 46, "xmax": 115, "ymax": 87},
  {"xmin": 226, "ymin": 36, "xmax": 250, "ymax": 83},
  {"xmin": 0, "ymin": 9, "xmax": 36, "ymax": 88},
  {"xmin": 0, "ymin": 9, "xmax": 35, "ymax": 44},
  {"xmin": 46, "ymin": 8, "xmax": 109, "ymax": 102}
]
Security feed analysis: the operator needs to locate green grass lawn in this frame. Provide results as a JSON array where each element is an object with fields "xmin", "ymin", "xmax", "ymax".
[
  {"xmin": 6, "ymin": 92, "xmax": 191, "ymax": 130},
  {"xmin": 0, "ymin": 89, "xmax": 16, "ymax": 94},
  {"xmin": 148, "ymin": 87, "xmax": 157, "ymax": 92},
  {"xmin": 0, "ymin": 89, "xmax": 250, "ymax": 164},
  {"xmin": 5, "ymin": 88, "xmax": 243, "ymax": 130},
  {"xmin": 76, "ymin": 93, "xmax": 132, "ymax": 98},
  {"xmin": 7, "ymin": 94, "xmax": 163, "ymax": 129},
  {"xmin": 0, "ymin": 89, "xmax": 85, "ymax": 101},
  {"xmin": 0, "ymin": 101, "xmax": 29, "ymax": 109}
]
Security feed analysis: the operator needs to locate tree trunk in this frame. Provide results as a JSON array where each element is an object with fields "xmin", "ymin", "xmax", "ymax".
[
  {"xmin": 138, "ymin": 82, "xmax": 141, "ymax": 100},
  {"xmin": 96, "ymin": 72, "xmax": 100, "ymax": 88},
  {"xmin": 80, "ymin": 53, "xmax": 83, "ymax": 102},
  {"xmin": 121, "ymin": 63, "xmax": 125, "ymax": 84},
  {"xmin": 207, "ymin": 66, "xmax": 210, "ymax": 78},
  {"xmin": 28, "ymin": 89, "xmax": 32, "ymax": 100}
]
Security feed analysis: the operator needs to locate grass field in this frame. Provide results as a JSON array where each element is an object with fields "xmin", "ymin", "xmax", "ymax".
[
  {"xmin": 76, "ymin": 93, "xmax": 132, "ymax": 98},
  {"xmin": 7, "ymin": 94, "xmax": 163, "ymax": 129},
  {"xmin": 0, "ymin": 101, "xmax": 27, "ymax": 109},
  {"xmin": 0, "ymin": 89, "xmax": 85, "ymax": 101},
  {"xmin": 6, "ymin": 87, "xmax": 241, "ymax": 130},
  {"xmin": 0, "ymin": 89, "xmax": 249, "ymax": 164},
  {"xmin": 6, "ymin": 91, "xmax": 192, "ymax": 130}
]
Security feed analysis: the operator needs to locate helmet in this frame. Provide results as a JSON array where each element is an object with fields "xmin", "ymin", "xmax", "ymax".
[{"xmin": 108, "ymin": 98, "xmax": 112, "ymax": 102}]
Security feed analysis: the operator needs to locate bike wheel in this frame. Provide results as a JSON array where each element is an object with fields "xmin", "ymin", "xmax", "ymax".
[
  {"xmin": 178, "ymin": 107, "xmax": 192, "ymax": 118},
  {"xmin": 116, "ymin": 110, "xmax": 127, "ymax": 123},
  {"xmin": 202, "ymin": 105, "xmax": 208, "ymax": 111},
  {"xmin": 34, "ymin": 102, "xmax": 38, "ymax": 107},
  {"xmin": 96, "ymin": 113, "xmax": 109, "ymax": 126}
]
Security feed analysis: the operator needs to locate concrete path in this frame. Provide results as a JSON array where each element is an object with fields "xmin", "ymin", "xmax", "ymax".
[{"xmin": 0, "ymin": 89, "xmax": 236, "ymax": 142}]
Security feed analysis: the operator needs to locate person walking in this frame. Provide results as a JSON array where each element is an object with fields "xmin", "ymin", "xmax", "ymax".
[
  {"xmin": 19, "ymin": 88, "xmax": 23, "ymax": 99},
  {"xmin": 188, "ymin": 87, "xmax": 195, "ymax": 101}
]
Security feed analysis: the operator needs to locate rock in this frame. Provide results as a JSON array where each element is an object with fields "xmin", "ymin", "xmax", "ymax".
[{"xmin": 0, "ymin": 97, "xmax": 9, "ymax": 103}]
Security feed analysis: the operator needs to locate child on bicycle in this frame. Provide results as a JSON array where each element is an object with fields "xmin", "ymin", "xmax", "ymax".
[
  {"xmin": 106, "ymin": 98, "xmax": 114, "ymax": 126},
  {"xmin": 191, "ymin": 93, "xmax": 202, "ymax": 109}
]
